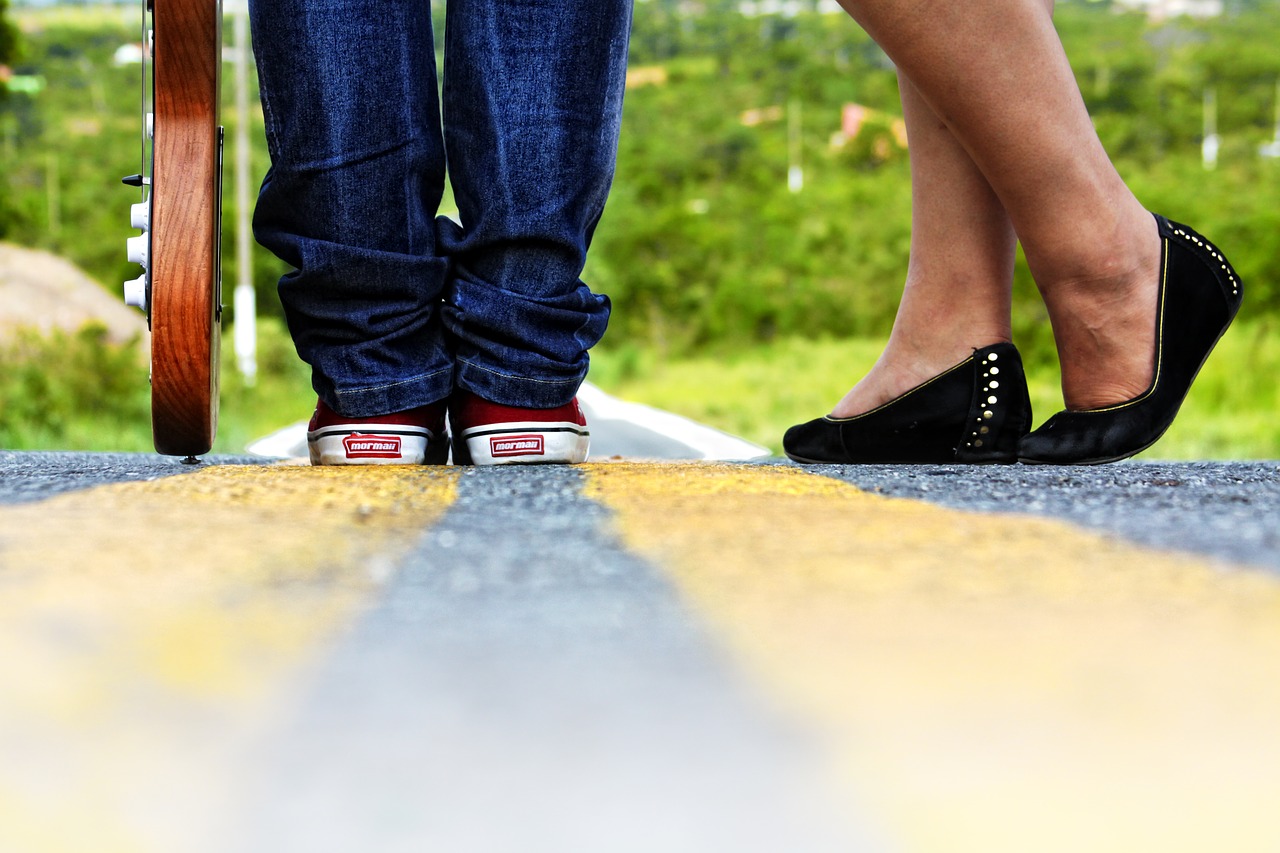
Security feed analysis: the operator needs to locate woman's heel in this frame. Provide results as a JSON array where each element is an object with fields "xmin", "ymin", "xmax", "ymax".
[
  {"xmin": 1018, "ymin": 215, "xmax": 1243, "ymax": 465},
  {"xmin": 783, "ymin": 342, "xmax": 1033, "ymax": 465}
]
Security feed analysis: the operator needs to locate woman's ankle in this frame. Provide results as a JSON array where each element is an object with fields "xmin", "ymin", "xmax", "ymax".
[
  {"xmin": 830, "ymin": 332, "xmax": 1011, "ymax": 418},
  {"xmin": 1037, "ymin": 215, "xmax": 1163, "ymax": 410}
]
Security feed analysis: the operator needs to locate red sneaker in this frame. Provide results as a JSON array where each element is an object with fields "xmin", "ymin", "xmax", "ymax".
[
  {"xmin": 307, "ymin": 399, "xmax": 448, "ymax": 465},
  {"xmin": 449, "ymin": 390, "xmax": 590, "ymax": 466}
]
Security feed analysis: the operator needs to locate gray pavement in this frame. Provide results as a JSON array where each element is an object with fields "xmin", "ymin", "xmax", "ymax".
[
  {"xmin": 2, "ymin": 451, "xmax": 1279, "ymax": 850},
  {"xmin": 4, "ymin": 452, "xmax": 1276, "ymax": 571},
  {"xmin": 229, "ymin": 466, "xmax": 858, "ymax": 852},
  {"xmin": 0, "ymin": 450, "xmax": 251, "ymax": 505},
  {"xmin": 807, "ymin": 460, "xmax": 1280, "ymax": 571}
]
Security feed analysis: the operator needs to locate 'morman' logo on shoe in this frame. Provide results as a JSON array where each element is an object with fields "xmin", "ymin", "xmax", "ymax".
[
  {"xmin": 491, "ymin": 434, "xmax": 544, "ymax": 458},
  {"xmin": 343, "ymin": 433, "xmax": 403, "ymax": 459}
]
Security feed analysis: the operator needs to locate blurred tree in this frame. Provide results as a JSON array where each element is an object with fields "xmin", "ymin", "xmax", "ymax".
[
  {"xmin": 1, "ymin": 0, "xmax": 21, "ymax": 233},
  {"xmin": 2, "ymin": 2, "xmax": 1278, "ymax": 346},
  {"xmin": 0, "ymin": 0, "xmax": 14, "ymax": 58},
  {"xmin": 0, "ymin": 0, "xmax": 16, "ymax": 71}
]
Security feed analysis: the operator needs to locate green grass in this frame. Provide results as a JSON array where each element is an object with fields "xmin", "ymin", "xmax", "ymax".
[
  {"xmin": 13, "ymin": 5, "xmax": 138, "ymax": 30},
  {"xmin": 587, "ymin": 320, "xmax": 1280, "ymax": 460},
  {"xmin": 0, "ymin": 318, "xmax": 314, "ymax": 455},
  {"xmin": 0, "ymin": 324, "xmax": 151, "ymax": 452},
  {"xmin": 4, "ymin": 318, "xmax": 1276, "ymax": 460},
  {"xmin": 210, "ymin": 319, "xmax": 317, "ymax": 454}
]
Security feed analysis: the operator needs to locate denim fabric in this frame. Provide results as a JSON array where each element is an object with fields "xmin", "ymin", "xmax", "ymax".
[{"xmin": 249, "ymin": 0, "xmax": 632, "ymax": 415}]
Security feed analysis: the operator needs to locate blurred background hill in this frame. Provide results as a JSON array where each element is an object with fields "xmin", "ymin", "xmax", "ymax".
[{"xmin": 1, "ymin": 0, "xmax": 1277, "ymax": 455}]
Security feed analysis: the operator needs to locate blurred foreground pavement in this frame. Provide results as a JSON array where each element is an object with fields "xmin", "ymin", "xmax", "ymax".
[{"xmin": 1, "ymin": 453, "xmax": 1279, "ymax": 852}]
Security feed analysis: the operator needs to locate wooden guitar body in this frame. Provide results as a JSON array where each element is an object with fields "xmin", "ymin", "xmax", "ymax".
[{"xmin": 137, "ymin": 0, "xmax": 223, "ymax": 457}]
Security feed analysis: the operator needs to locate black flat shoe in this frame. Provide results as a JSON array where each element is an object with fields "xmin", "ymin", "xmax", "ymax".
[
  {"xmin": 783, "ymin": 342, "xmax": 1032, "ymax": 464},
  {"xmin": 1018, "ymin": 214, "xmax": 1243, "ymax": 465}
]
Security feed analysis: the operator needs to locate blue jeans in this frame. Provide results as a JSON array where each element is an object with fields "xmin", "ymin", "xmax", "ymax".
[{"xmin": 249, "ymin": 0, "xmax": 632, "ymax": 415}]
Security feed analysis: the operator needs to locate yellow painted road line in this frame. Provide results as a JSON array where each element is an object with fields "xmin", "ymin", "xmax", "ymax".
[
  {"xmin": 585, "ymin": 463, "xmax": 1280, "ymax": 853},
  {"xmin": 0, "ymin": 465, "xmax": 457, "ymax": 853}
]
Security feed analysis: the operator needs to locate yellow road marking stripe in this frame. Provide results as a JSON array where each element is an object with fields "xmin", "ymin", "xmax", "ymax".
[
  {"xmin": 584, "ymin": 463, "xmax": 1280, "ymax": 853},
  {"xmin": 0, "ymin": 465, "xmax": 458, "ymax": 853}
]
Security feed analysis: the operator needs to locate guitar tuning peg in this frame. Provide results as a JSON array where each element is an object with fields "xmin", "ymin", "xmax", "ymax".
[
  {"xmin": 123, "ymin": 274, "xmax": 148, "ymax": 310},
  {"xmin": 131, "ymin": 200, "xmax": 150, "ymax": 231},
  {"xmin": 127, "ymin": 234, "xmax": 149, "ymax": 267}
]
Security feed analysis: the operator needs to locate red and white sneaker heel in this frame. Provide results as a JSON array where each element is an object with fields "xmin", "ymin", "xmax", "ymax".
[
  {"xmin": 307, "ymin": 399, "xmax": 449, "ymax": 466},
  {"xmin": 449, "ymin": 390, "xmax": 590, "ymax": 466}
]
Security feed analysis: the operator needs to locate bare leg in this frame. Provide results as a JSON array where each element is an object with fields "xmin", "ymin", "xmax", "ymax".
[
  {"xmin": 831, "ymin": 72, "xmax": 1015, "ymax": 418},
  {"xmin": 836, "ymin": 0, "xmax": 1160, "ymax": 411}
]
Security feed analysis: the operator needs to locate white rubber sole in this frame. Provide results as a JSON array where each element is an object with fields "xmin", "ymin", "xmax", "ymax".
[
  {"xmin": 307, "ymin": 426, "xmax": 431, "ymax": 466},
  {"xmin": 458, "ymin": 421, "xmax": 590, "ymax": 466}
]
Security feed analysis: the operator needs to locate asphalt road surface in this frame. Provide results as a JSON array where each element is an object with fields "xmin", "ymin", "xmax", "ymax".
[{"xmin": 2, "ymin": 451, "xmax": 1279, "ymax": 852}]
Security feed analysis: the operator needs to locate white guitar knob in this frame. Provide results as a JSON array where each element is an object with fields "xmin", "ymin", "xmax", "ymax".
[
  {"xmin": 123, "ymin": 274, "xmax": 148, "ymax": 310},
  {"xmin": 127, "ymin": 234, "xmax": 149, "ymax": 267},
  {"xmin": 131, "ymin": 200, "xmax": 150, "ymax": 230}
]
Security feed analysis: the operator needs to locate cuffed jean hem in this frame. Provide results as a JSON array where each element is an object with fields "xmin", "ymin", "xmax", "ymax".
[
  {"xmin": 454, "ymin": 359, "xmax": 585, "ymax": 409},
  {"xmin": 324, "ymin": 366, "xmax": 455, "ymax": 418}
]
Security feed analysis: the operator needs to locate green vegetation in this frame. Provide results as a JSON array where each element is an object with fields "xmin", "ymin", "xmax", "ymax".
[
  {"xmin": 590, "ymin": 318, "xmax": 1280, "ymax": 459},
  {"xmin": 595, "ymin": 0, "xmax": 1280, "ymax": 355},
  {"xmin": 0, "ymin": 324, "xmax": 149, "ymax": 450},
  {"xmin": 0, "ymin": 0, "xmax": 17, "ymax": 71},
  {"xmin": 1, "ymin": 1, "xmax": 1278, "ymax": 457},
  {"xmin": 0, "ymin": 318, "xmax": 315, "ymax": 453}
]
